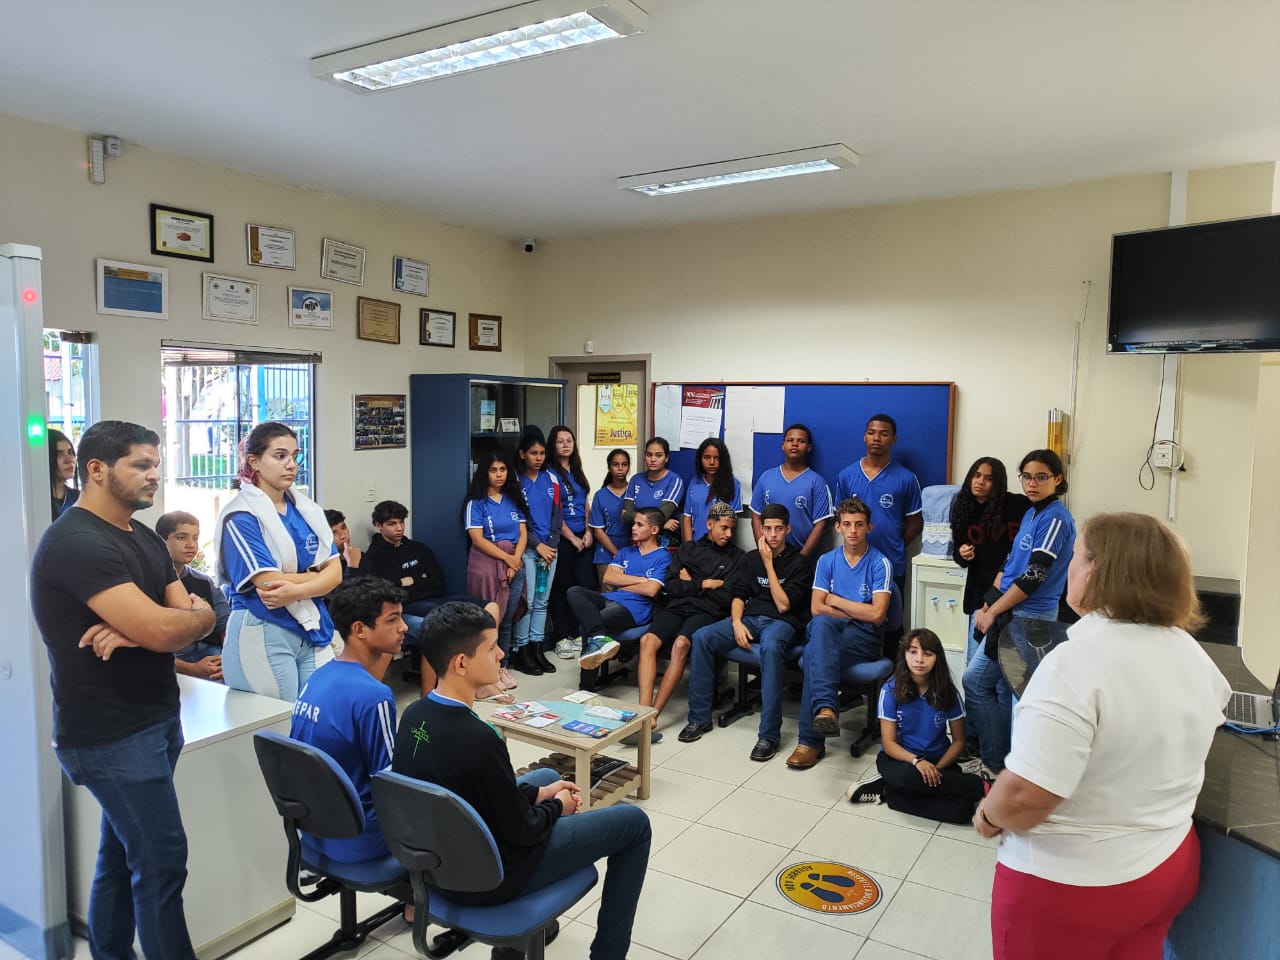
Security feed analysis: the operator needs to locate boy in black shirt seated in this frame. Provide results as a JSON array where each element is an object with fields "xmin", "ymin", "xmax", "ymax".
[
  {"xmin": 157, "ymin": 511, "xmax": 231, "ymax": 682},
  {"xmin": 363, "ymin": 500, "xmax": 448, "ymax": 625},
  {"xmin": 393, "ymin": 603, "xmax": 651, "ymax": 960},
  {"xmin": 324, "ymin": 507, "xmax": 364, "ymax": 580}
]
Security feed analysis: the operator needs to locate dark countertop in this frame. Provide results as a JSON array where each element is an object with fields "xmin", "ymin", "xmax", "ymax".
[{"xmin": 997, "ymin": 621, "xmax": 1280, "ymax": 860}]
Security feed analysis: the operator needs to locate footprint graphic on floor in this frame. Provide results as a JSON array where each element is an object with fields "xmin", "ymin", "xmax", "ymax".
[
  {"xmin": 808, "ymin": 872, "xmax": 856, "ymax": 887},
  {"xmin": 799, "ymin": 882, "xmax": 845, "ymax": 903}
]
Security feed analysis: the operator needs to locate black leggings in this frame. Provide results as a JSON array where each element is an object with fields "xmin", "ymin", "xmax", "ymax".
[
  {"xmin": 547, "ymin": 539, "xmax": 597, "ymax": 641},
  {"xmin": 565, "ymin": 586, "xmax": 637, "ymax": 640},
  {"xmin": 876, "ymin": 751, "xmax": 984, "ymax": 825}
]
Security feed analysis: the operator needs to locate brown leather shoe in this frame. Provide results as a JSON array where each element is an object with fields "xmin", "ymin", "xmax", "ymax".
[
  {"xmin": 785, "ymin": 744, "xmax": 826, "ymax": 769},
  {"xmin": 812, "ymin": 707, "xmax": 841, "ymax": 737}
]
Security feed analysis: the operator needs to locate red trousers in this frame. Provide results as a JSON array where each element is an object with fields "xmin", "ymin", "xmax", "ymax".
[{"xmin": 991, "ymin": 827, "xmax": 1200, "ymax": 960}]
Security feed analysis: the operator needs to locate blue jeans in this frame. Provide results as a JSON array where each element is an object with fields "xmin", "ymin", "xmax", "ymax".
[
  {"xmin": 688, "ymin": 616, "xmax": 797, "ymax": 745},
  {"xmin": 173, "ymin": 638, "xmax": 221, "ymax": 664},
  {"xmin": 55, "ymin": 716, "xmax": 195, "ymax": 960},
  {"xmin": 962, "ymin": 607, "xmax": 1058, "ymax": 770},
  {"xmin": 797, "ymin": 614, "xmax": 881, "ymax": 748},
  {"xmin": 222, "ymin": 609, "xmax": 333, "ymax": 701},
  {"xmin": 401, "ymin": 595, "xmax": 486, "ymax": 647},
  {"xmin": 522, "ymin": 802, "xmax": 651, "ymax": 960},
  {"xmin": 514, "ymin": 552, "xmax": 558, "ymax": 650}
]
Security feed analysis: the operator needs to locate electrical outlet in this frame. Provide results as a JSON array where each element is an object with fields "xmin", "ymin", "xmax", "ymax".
[
  {"xmin": 365, "ymin": 482, "xmax": 376, "ymax": 502},
  {"xmin": 1152, "ymin": 444, "xmax": 1173, "ymax": 469}
]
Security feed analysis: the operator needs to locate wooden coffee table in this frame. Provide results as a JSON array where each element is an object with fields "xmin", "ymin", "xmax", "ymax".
[{"xmin": 479, "ymin": 690, "xmax": 656, "ymax": 810}]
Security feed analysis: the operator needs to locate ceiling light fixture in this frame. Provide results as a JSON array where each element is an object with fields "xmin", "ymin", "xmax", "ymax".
[
  {"xmin": 618, "ymin": 144, "xmax": 860, "ymax": 197},
  {"xmin": 312, "ymin": 0, "xmax": 647, "ymax": 93}
]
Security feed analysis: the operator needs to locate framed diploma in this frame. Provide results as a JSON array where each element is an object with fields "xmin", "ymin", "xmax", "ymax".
[
  {"xmin": 202, "ymin": 273, "xmax": 259, "ymax": 324},
  {"xmin": 96, "ymin": 258, "xmax": 168, "ymax": 320},
  {"xmin": 246, "ymin": 223, "xmax": 296, "ymax": 269},
  {"xmin": 469, "ymin": 313, "xmax": 502, "ymax": 352},
  {"xmin": 321, "ymin": 238, "xmax": 366, "ymax": 285},
  {"xmin": 288, "ymin": 286, "xmax": 333, "ymax": 329},
  {"xmin": 353, "ymin": 394, "xmax": 407, "ymax": 450},
  {"xmin": 393, "ymin": 256, "xmax": 430, "ymax": 297},
  {"xmin": 419, "ymin": 309, "xmax": 456, "ymax": 347},
  {"xmin": 356, "ymin": 297, "xmax": 401, "ymax": 344},
  {"xmin": 150, "ymin": 204, "xmax": 214, "ymax": 262}
]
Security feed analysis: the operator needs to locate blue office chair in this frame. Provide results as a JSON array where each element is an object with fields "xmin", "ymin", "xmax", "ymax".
[
  {"xmin": 252, "ymin": 730, "xmax": 414, "ymax": 960},
  {"xmin": 716, "ymin": 633, "xmax": 807, "ymax": 728},
  {"xmin": 372, "ymin": 771, "xmax": 599, "ymax": 960}
]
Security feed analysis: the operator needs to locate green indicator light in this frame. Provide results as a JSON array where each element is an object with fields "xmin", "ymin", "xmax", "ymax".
[{"xmin": 28, "ymin": 419, "xmax": 45, "ymax": 443}]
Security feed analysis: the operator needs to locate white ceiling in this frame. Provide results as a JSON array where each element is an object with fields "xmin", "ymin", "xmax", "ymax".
[{"xmin": 3, "ymin": 1, "xmax": 1278, "ymax": 240}]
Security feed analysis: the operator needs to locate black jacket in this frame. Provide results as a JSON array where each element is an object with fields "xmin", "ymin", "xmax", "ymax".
[
  {"xmin": 363, "ymin": 535, "xmax": 445, "ymax": 603},
  {"xmin": 731, "ymin": 545, "xmax": 814, "ymax": 630},
  {"xmin": 662, "ymin": 535, "xmax": 745, "ymax": 617}
]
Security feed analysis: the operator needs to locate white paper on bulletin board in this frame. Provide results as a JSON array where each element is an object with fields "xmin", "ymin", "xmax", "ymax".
[
  {"xmin": 653, "ymin": 384, "xmax": 681, "ymax": 445},
  {"xmin": 752, "ymin": 387, "xmax": 786, "ymax": 434},
  {"xmin": 724, "ymin": 386, "xmax": 756, "ymax": 490}
]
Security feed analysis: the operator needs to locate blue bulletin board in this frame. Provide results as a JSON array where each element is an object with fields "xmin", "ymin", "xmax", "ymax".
[{"xmin": 654, "ymin": 382, "xmax": 955, "ymax": 494}]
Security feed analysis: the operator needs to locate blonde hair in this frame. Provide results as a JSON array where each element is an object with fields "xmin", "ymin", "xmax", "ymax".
[{"xmin": 1077, "ymin": 512, "xmax": 1204, "ymax": 632}]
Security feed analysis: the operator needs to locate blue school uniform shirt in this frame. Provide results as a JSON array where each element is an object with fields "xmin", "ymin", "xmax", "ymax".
[
  {"xmin": 465, "ymin": 495, "xmax": 526, "ymax": 544},
  {"xmin": 589, "ymin": 483, "xmax": 629, "ymax": 564},
  {"xmin": 683, "ymin": 475, "xmax": 743, "ymax": 538},
  {"xmin": 558, "ymin": 472, "xmax": 589, "ymax": 535},
  {"xmin": 834, "ymin": 460, "xmax": 923, "ymax": 579},
  {"xmin": 519, "ymin": 470, "xmax": 561, "ymax": 542},
  {"xmin": 999, "ymin": 497, "xmax": 1075, "ymax": 617},
  {"xmin": 604, "ymin": 544, "xmax": 672, "ymax": 624},
  {"xmin": 627, "ymin": 471, "xmax": 685, "ymax": 512},
  {"xmin": 221, "ymin": 501, "xmax": 337, "ymax": 646},
  {"xmin": 749, "ymin": 466, "xmax": 833, "ymax": 550},
  {"xmin": 812, "ymin": 544, "xmax": 894, "ymax": 605},
  {"xmin": 291, "ymin": 660, "xmax": 396, "ymax": 862},
  {"xmin": 877, "ymin": 679, "xmax": 965, "ymax": 758}
]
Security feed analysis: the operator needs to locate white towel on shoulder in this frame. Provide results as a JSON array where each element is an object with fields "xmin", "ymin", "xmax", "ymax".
[{"xmin": 214, "ymin": 483, "xmax": 334, "ymax": 633}]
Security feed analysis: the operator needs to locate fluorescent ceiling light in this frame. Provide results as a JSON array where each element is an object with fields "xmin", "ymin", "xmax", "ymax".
[
  {"xmin": 312, "ymin": 0, "xmax": 647, "ymax": 93},
  {"xmin": 618, "ymin": 144, "xmax": 860, "ymax": 197}
]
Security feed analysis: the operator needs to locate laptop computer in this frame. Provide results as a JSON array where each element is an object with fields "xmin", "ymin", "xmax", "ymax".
[{"xmin": 1224, "ymin": 669, "xmax": 1280, "ymax": 731}]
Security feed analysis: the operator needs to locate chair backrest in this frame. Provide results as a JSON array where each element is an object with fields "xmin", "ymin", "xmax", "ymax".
[
  {"xmin": 253, "ymin": 729, "xmax": 364, "ymax": 841},
  {"xmin": 372, "ymin": 770, "xmax": 504, "ymax": 893}
]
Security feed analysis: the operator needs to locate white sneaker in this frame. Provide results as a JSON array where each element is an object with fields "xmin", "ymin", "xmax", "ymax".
[{"xmin": 555, "ymin": 637, "xmax": 579, "ymax": 660}]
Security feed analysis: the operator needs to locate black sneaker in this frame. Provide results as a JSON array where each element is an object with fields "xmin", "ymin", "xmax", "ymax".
[
  {"xmin": 677, "ymin": 720, "xmax": 713, "ymax": 743},
  {"xmin": 845, "ymin": 775, "xmax": 886, "ymax": 805},
  {"xmin": 532, "ymin": 643, "xmax": 557, "ymax": 673},
  {"xmin": 749, "ymin": 738, "xmax": 778, "ymax": 762}
]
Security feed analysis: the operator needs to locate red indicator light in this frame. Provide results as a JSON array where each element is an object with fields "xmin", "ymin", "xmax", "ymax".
[{"xmin": 22, "ymin": 289, "xmax": 38, "ymax": 304}]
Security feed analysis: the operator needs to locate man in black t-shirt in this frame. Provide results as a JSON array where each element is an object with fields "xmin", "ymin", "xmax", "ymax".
[
  {"xmin": 30, "ymin": 421, "xmax": 215, "ymax": 960},
  {"xmin": 679, "ymin": 504, "xmax": 815, "ymax": 762},
  {"xmin": 394, "ymin": 603, "xmax": 651, "ymax": 960}
]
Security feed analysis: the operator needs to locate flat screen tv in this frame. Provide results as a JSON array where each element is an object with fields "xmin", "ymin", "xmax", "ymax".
[{"xmin": 1107, "ymin": 214, "xmax": 1280, "ymax": 354}]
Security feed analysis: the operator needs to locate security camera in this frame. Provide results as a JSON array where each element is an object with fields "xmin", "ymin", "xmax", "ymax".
[{"xmin": 522, "ymin": 239, "xmax": 536, "ymax": 254}]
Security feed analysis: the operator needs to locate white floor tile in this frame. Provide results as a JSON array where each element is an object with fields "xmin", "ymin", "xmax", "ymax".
[
  {"xmin": 870, "ymin": 881, "xmax": 993, "ymax": 960},
  {"xmin": 629, "ymin": 804, "xmax": 696, "ymax": 855},
  {"xmin": 595, "ymin": 870, "xmax": 741, "ymax": 959},
  {"xmin": 828, "ymin": 791, "xmax": 941, "ymax": 834},
  {"xmin": 542, "ymin": 917, "xmax": 678, "ymax": 959},
  {"xmin": 301, "ymin": 889, "xmax": 403, "ymax": 926},
  {"xmin": 699, "ymin": 786, "xmax": 828, "ymax": 848},
  {"xmin": 649, "ymin": 823, "xmax": 790, "ymax": 897},
  {"xmin": 855, "ymin": 940, "xmax": 932, "ymax": 960},
  {"xmin": 742, "ymin": 749, "xmax": 867, "ymax": 807},
  {"xmin": 226, "ymin": 903, "xmax": 387, "ymax": 959},
  {"xmin": 629, "ymin": 767, "xmax": 738, "ymax": 821},
  {"xmin": 747, "ymin": 852, "xmax": 901, "ymax": 938},
  {"xmin": 660, "ymin": 735, "xmax": 777, "ymax": 786},
  {"xmin": 691, "ymin": 900, "xmax": 863, "ymax": 959},
  {"xmin": 798, "ymin": 811, "xmax": 932, "ymax": 880},
  {"xmin": 932, "ymin": 818, "xmax": 998, "ymax": 847},
  {"xmin": 906, "ymin": 836, "xmax": 997, "ymax": 903}
]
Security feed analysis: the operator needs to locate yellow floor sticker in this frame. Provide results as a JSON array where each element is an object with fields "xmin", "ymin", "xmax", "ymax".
[{"xmin": 776, "ymin": 860, "xmax": 882, "ymax": 915}]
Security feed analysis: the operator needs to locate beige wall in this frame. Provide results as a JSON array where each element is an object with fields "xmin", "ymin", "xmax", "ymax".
[
  {"xmin": 525, "ymin": 164, "xmax": 1276, "ymax": 662},
  {"xmin": 0, "ymin": 112, "xmax": 527, "ymax": 542}
]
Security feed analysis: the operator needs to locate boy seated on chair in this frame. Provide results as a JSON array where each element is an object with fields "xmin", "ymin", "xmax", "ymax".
[
  {"xmin": 637, "ymin": 502, "xmax": 743, "ymax": 736},
  {"xmin": 679, "ymin": 503, "xmax": 814, "ymax": 762},
  {"xmin": 566, "ymin": 508, "xmax": 672, "ymax": 683},
  {"xmin": 786, "ymin": 496, "xmax": 893, "ymax": 770},
  {"xmin": 393, "ymin": 602, "xmax": 651, "ymax": 960},
  {"xmin": 290, "ymin": 576, "xmax": 408, "ymax": 862},
  {"xmin": 324, "ymin": 507, "xmax": 364, "ymax": 580}
]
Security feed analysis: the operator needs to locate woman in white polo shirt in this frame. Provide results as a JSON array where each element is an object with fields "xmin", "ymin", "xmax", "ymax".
[{"xmin": 973, "ymin": 512, "xmax": 1230, "ymax": 959}]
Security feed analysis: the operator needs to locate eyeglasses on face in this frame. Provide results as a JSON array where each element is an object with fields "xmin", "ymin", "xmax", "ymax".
[{"xmin": 1018, "ymin": 472, "xmax": 1054, "ymax": 484}]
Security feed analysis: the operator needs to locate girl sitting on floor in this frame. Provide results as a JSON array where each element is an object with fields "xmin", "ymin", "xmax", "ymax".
[{"xmin": 847, "ymin": 628, "xmax": 985, "ymax": 823}]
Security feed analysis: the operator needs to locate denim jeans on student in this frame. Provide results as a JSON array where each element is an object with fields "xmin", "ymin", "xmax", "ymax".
[
  {"xmin": 522, "ymin": 801, "xmax": 651, "ymax": 960},
  {"xmin": 173, "ymin": 638, "xmax": 221, "ymax": 664},
  {"xmin": 54, "ymin": 715, "xmax": 196, "ymax": 960},
  {"xmin": 797, "ymin": 614, "xmax": 881, "ymax": 748},
  {"xmin": 688, "ymin": 616, "xmax": 797, "ymax": 746},
  {"xmin": 514, "ymin": 552, "xmax": 558, "ymax": 650},
  {"xmin": 962, "ymin": 607, "xmax": 1058, "ymax": 771}
]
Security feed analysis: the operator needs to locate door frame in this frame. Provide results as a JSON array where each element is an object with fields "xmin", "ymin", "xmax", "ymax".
[{"xmin": 548, "ymin": 353, "xmax": 652, "ymax": 468}]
